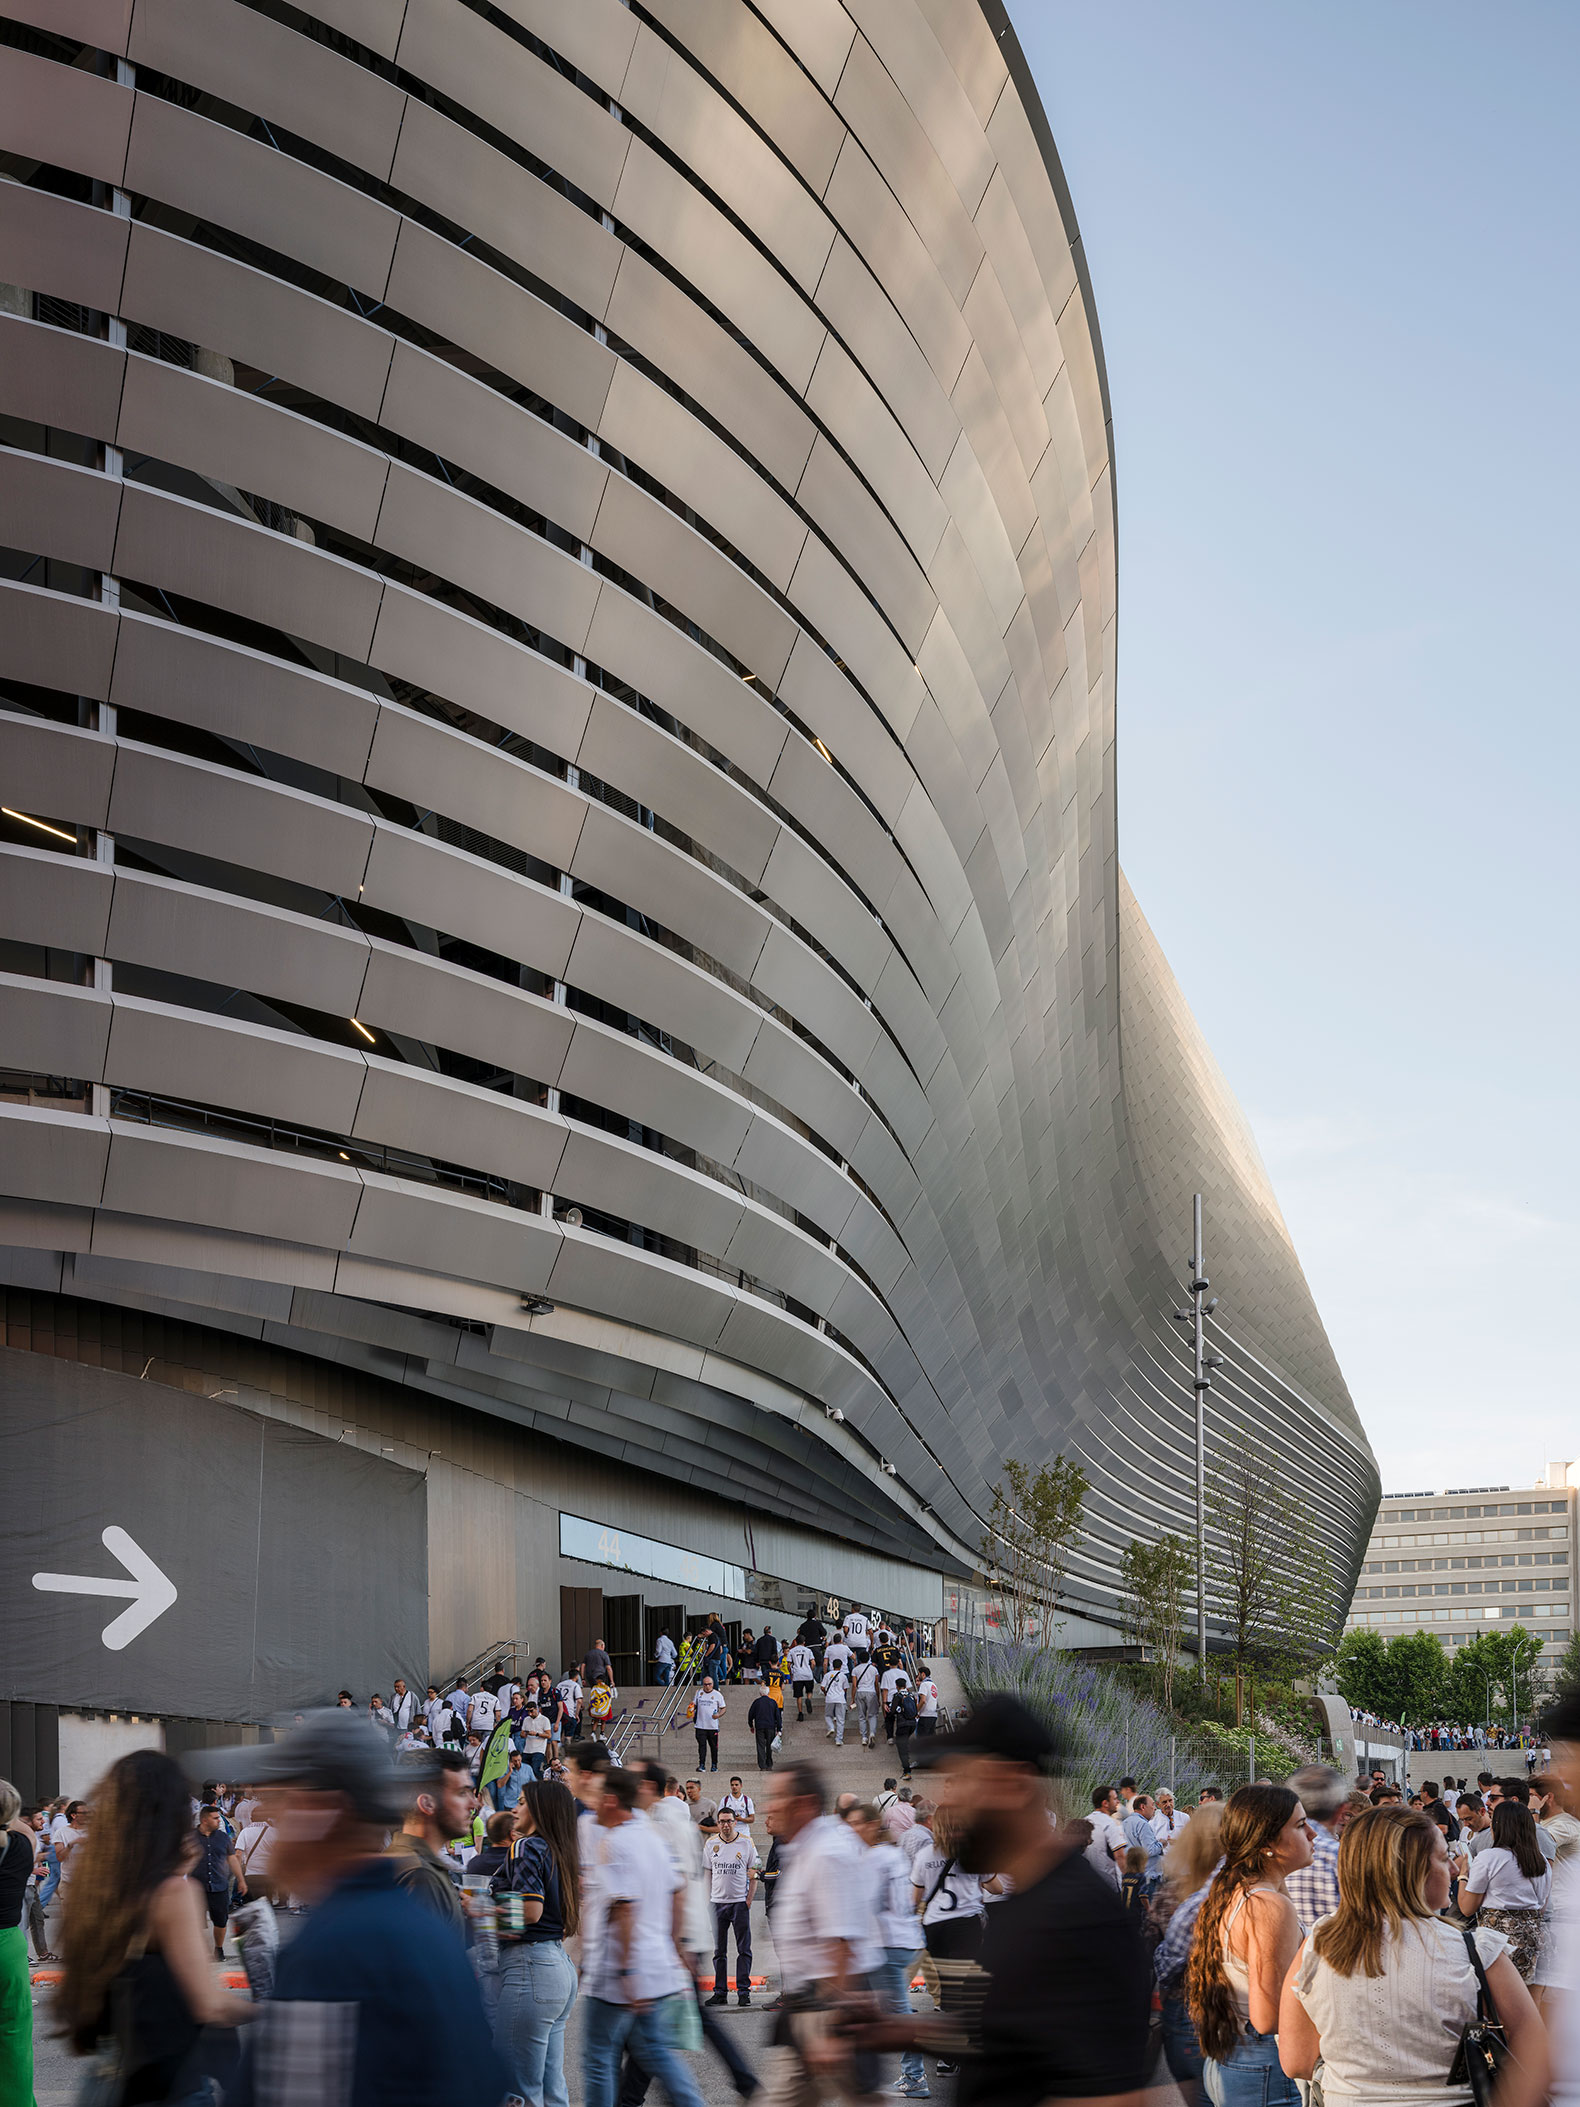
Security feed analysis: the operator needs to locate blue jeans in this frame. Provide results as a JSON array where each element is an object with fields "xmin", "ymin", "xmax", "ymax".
[
  {"xmin": 582, "ymin": 1995, "xmax": 705, "ymax": 2107},
  {"xmin": 1160, "ymin": 1989, "xmax": 1205, "ymax": 2106},
  {"xmin": 1204, "ymin": 2025, "xmax": 1299, "ymax": 2107},
  {"xmin": 38, "ymin": 1854, "xmax": 59, "ymax": 1911},
  {"xmin": 880, "ymin": 1946, "xmax": 927, "ymax": 2090},
  {"xmin": 654, "ymin": 1664, "xmax": 673, "ymax": 1686},
  {"xmin": 495, "ymin": 1940, "xmax": 577, "ymax": 2107}
]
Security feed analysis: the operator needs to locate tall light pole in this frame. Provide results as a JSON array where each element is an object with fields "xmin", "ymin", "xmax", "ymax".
[{"xmin": 1173, "ymin": 1195, "xmax": 1222, "ymax": 1672}]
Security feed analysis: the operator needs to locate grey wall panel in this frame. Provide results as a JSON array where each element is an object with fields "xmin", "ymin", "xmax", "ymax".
[
  {"xmin": 395, "ymin": 0, "xmax": 631, "ymax": 212},
  {"xmin": 620, "ymin": 23, "xmax": 835, "ymax": 297},
  {"xmin": 368, "ymin": 587, "xmax": 595, "ymax": 766},
  {"xmin": 642, "ymin": 0, "xmax": 846, "ymax": 194},
  {"xmin": 0, "ymin": 975, "xmax": 112, "ymax": 1084},
  {"xmin": 568, "ymin": 804, "xmax": 770, "ymax": 984},
  {"xmin": 562, "ymin": 916, "xmax": 760, "ymax": 1076},
  {"xmin": 611, "ymin": 137, "xmax": 825, "ymax": 397},
  {"xmin": 794, "ymin": 434, "xmax": 936, "ymax": 656},
  {"xmin": 105, "ymin": 872, "xmax": 370, "ymax": 1018},
  {"xmin": 372, "ymin": 465, "xmax": 600, "ymax": 654},
  {"xmin": 603, "ymin": 250, "xmax": 815, "ymax": 496},
  {"xmin": 358, "ymin": 825, "xmax": 579, "ymax": 984},
  {"xmin": 363, "ymin": 707, "xmax": 586, "ymax": 875},
  {"xmin": 757, "ymin": 827, "xmax": 888, "ymax": 994},
  {"xmin": 0, "ymin": 713, "xmax": 114, "ymax": 831},
  {"xmin": 129, "ymin": 0, "xmax": 407, "ymax": 183},
  {"xmin": 122, "ymin": 96, "xmax": 399, "ymax": 299},
  {"xmin": 546, "ymin": 1232, "xmax": 729, "ymax": 1352},
  {"xmin": 581, "ymin": 588, "xmax": 789, "ymax": 791},
  {"xmin": 346, "ymin": 1173, "xmax": 557, "ymax": 1294},
  {"xmin": 356, "ymin": 940, "xmax": 575, "ymax": 1089},
  {"xmin": 352, "ymin": 1062, "xmax": 566, "ymax": 1192},
  {"xmin": 555, "ymin": 1126, "xmax": 744, "ymax": 1259},
  {"xmin": 0, "ymin": 186, "xmax": 130, "ymax": 319},
  {"xmin": 0, "ymin": 1105, "xmax": 110, "ymax": 1210},
  {"xmin": 0, "ymin": 314, "xmax": 125, "ymax": 444},
  {"xmin": 3, "ymin": 0, "xmax": 130, "ymax": 54},
  {"xmin": 597, "ymin": 361, "xmax": 807, "ymax": 598},
  {"xmin": 99, "ymin": 1125, "xmax": 363, "ymax": 1247},
  {"xmin": 741, "ymin": 1014, "xmax": 869, "ymax": 1162},
  {"xmin": 785, "ymin": 534, "xmax": 926, "ymax": 742},
  {"xmin": 118, "ymin": 225, "xmax": 395, "ymax": 422},
  {"xmin": 823, "ymin": 134, "xmax": 972, "ymax": 395},
  {"xmin": 776, "ymin": 634, "xmax": 913, "ymax": 832},
  {"xmin": 104, "ymin": 997, "xmax": 368, "ymax": 1133},
  {"xmin": 382, "ymin": 221, "xmax": 617, "ymax": 437},
  {"xmin": 834, "ymin": 34, "xmax": 983, "ymax": 307},
  {"xmin": 109, "ymin": 616, "xmax": 381, "ymax": 782},
  {"xmin": 842, "ymin": 0, "xmax": 995, "ymax": 216},
  {"xmin": 115, "ymin": 354, "xmax": 391, "ymax": 543},
  {"xmin": 112, "ymin": 484, "xmax": 385, "ymax": 663},
  {"xmin": 751, "ymin": 0, "xmax": 856, "ymax": 98},
  {"xmin": 388, "ymin": 98, "xmax": 620, "ymax": 323},
  {"xmin": 377, "ymin": 341, "xmax": 608, "ymax": 546},
  {"xmin": 0, "ymin": 450, "xmax": 120, "ymax": 573},
  {"xmin": 291, "ymin": 0, "xmax": 407, "ymax": 61},
  {"xmin": 0, "ymin": 45, "xmax": 132, "ymax": 186},
  {"xmin": 556, "ymin": 1017, "xmax": 752, "ymax": 1165},
  {"xmin": 575, "ymin": 694, "xmax": 778, "ymax": 890},
  {"xmin": 0, "ymin": 582, "xmax": 117, "ymax": 706},
  {"xmin": 0, "ymin": 846, "xmax": 112, "ymax": 958},
  {"xmin": 588, "ymin": 474, "xmax": 796, "ymax": 690},
  {"xmin": 107, "ymin": 743, "xmax": 374, "ymax": 898}
]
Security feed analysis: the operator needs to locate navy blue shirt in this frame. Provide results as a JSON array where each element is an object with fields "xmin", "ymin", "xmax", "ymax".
[
  {"xmin": 194, "ymin": 1827, "xmax": 233, "ymax": 1892},
  {"xmin": 228, "ymin": 1856, "xmax": 506, "ymax": 2107}
]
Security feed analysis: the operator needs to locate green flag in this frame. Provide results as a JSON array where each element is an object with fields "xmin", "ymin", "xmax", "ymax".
[{"xmin": 480, "ymin": 1718, "xmax": 513, "ymax": 1790}]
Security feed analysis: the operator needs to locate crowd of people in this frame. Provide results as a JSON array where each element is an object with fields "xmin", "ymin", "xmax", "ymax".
[
  {"xmin": 5, "ymin": 1678, "xmax": 1580, "ymax": 2107},
  {"xmin": 1349, "ymin": 1711, "xmax": 1547, "ymax": 1757}
]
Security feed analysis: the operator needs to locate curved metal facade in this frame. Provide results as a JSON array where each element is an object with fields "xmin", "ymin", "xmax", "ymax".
[{"xmin": 0, "ymin": 0, "xmax": 1376, "ymax": 1633}]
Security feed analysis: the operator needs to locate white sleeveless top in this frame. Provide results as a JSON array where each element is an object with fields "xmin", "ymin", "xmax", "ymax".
[
  {"xmin": 1292, "ymin": 1917, "xmax": 1509, "ymax": 2106},
  {"xmin": 1221, "ymin": 1883, "xmax": 1285, "ymax": 2023}
]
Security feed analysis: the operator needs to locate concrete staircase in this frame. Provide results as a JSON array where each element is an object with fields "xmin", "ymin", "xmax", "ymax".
[{"xmin": 612, "ymin": 1657, "xmax": 963, "ymax": 1803}]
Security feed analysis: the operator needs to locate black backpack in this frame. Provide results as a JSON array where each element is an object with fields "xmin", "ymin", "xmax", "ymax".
[{"xmin": 895, "ymin": 1688, "xmax": 918, "ymax": 1727}]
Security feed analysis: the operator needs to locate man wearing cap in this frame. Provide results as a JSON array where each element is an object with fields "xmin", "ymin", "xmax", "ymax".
[
  {"xmin": 201, "ymin": 1709, "xmax": 506, "ymax": 2107},
  {"xmin": 855, "ymin": 1696, "xmax": 1151, "ymax": 2107}
]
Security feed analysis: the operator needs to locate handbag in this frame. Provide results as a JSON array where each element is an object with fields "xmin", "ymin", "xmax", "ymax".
[{"xmin": 1447, "ymin": 1928, "xmax": 1508, "ymax": 2107}]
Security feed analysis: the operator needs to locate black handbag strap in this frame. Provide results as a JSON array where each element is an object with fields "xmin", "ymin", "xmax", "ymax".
[{"xmin": 1461, "ymin": 1928, "xmax": 1498, "ymax": 2025}]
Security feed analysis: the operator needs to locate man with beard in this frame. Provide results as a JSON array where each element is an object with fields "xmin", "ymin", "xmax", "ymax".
[
  {"xmin": 190, "ymin": 1709, "xmax": 505, "ymax": 2106},
  {"xmin": 849, "ymin": 1695, "xmax": 1152, "ymax": 2107}
]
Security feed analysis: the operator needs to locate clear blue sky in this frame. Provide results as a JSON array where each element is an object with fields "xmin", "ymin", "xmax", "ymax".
[{"xmin": 1012, "ymin": 3, "xmax": 1579, "ymax": 1495}]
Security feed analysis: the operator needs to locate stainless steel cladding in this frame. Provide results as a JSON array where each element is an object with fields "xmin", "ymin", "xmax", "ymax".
[{"xmin": 0, "ymin": 0, "xmax": 1376, "ymax": 1634}]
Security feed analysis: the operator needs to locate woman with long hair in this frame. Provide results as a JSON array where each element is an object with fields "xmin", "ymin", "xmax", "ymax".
[
  {"xmin": 490, "ymin": 1778, "xmax": 581, "ymax": 2107},
  {"xmin": 1185, "ymin": 1782, "xmax": 1310, "ymax": 2107},
  {"xmin": 0, "ymin": 1779, "xmax": 40, "ymax": 2105},
  {"xmin": 1280, "ymin": 1805, "xmax": 1546, "ymax": 2103},
  {"xmin": 55, "ymin": 1751, "xmax": 253, "ymax": 2101},
  {"xmin": 1151, "ymin": 1798, "xmax": 1225, "ymax": 2107},
  {"xmin": 1458, "ymin": 1799, "xmax": 1552, "ymax": 1981}
]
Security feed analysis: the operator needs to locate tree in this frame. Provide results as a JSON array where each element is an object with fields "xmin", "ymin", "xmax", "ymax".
[
  {"xmin": 1208, "ymin": 1448, "xmax": 1335, "ymax": 1721},
  {"xmin": 1383, "ymin": 1630, "xmax": 1448, "ymax": 1726},
  {"xmin": 981, "ymin": 1454, "xmax": 1089, "ymax": 1644},
  {"xmin": 1553, "ymin": 1629, "xmax": 1580, "ymax": 1699},
  {"xmin": 1121, "ymin": 1532, "xmax": 1192, "ymax": 1711},
  {"xmin": 1333, "ymin": 1628, "xmax": 1390, "ymax": 1716},
  {"xmin": 1444, "ymin": 1626, "xmax": 1544, "ymax": 1729}
]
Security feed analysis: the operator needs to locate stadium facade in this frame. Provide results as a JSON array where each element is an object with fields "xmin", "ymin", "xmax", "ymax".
[{"xmin": 0, "ymin": 0, "xmax": 1377, "ymax": 1761}]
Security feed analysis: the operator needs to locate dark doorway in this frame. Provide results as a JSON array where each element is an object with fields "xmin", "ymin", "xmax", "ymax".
[
  {"xmin": 560, "ymin": 1586, "xmax": 603, "ymax": 1675},
  {"xmin": 645, "ymin": 1604, "xmax": 684, "ymax": 1682},
  {"xmin": 604, "ymin": 1593, "xmax": 642, "ymax": 1689}
]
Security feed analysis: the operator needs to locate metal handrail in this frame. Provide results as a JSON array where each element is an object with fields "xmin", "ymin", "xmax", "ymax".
[
  {"xmin": 441, "ymin": 1640, "xmax": 530, "ymax": 1695},
  {"xmin": 606, "ymin": 1657, "xmax": 702, "ymax": 1765}
]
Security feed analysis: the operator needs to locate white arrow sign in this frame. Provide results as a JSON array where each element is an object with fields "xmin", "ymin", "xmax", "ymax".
[{"xmin": 33, "ymin": 1526, "xmax": 179, "ymax": 1650}]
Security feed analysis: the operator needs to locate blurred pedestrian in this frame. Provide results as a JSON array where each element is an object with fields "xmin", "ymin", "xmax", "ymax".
[
  {"xmin": 55, "ymin": 1751, "xmax": 254, "ymax": 2102},
  {"xmin": 194, "ymin": 1709, "xmax": 505, "ymax": 2104},
  {"xmin": 0, "ymin": 1780, "xmax": 42, "ymax": 2104}
]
